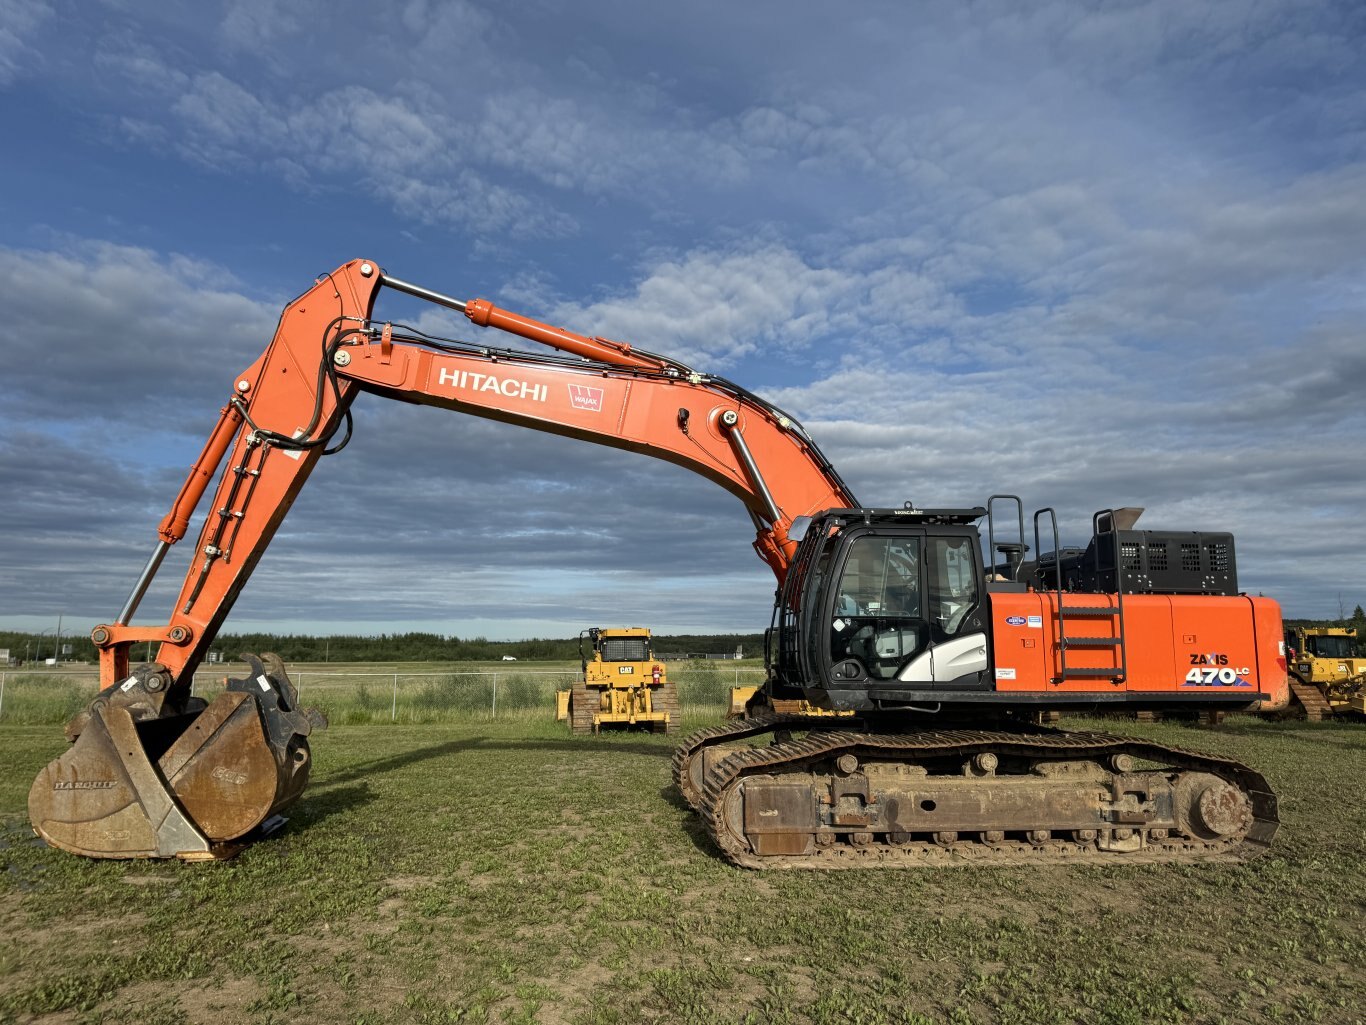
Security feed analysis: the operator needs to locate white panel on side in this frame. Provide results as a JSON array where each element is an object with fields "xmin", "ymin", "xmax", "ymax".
[
  {"xmin": 895, "ymin": 633, "xmax": 989, "ymax": 683},
  {"xmin": 898, "ymin": 650, "xmax": 935, "ymax": 683}
]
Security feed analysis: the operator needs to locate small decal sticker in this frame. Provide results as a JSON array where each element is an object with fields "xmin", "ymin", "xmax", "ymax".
[
  {"xmin": 618, "ymin": 666, "xmax": 635, "ymax": 674},
  {"xmin": 282, "ymin": 428, "xmax": 307, "ymax": 461},
  {"xmin": 1005, "ymin": 616, "xmax": 1026, "ymax": 626},
  {"xmin": 568, "ymin": 383, "xmax": 605, "ymax": 411},
  {"xmin": 995, "ymin": 668, "xmax": 1017, "ymax": 680},
  {"xmin": 120, "ymin": 678, "xmax": 138, "ymax": 692},
  {"xmin": 258, "ymin": 675, "xmax": 272, "ymax": 692},
  {"xmin": 1027, "ymin": 616, "xmax": 1043, "ymax": 628}
]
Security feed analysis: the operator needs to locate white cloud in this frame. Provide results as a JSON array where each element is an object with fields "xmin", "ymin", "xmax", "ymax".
[
  {"xmin": 0, "ymin": 0, "xmax": 51, "ymax": 84},
  {"xmin": 551, "ymin": 245, "xmax": 858, "ymax": 368},
  {"xmin": 0, "ymin": 242, "xmax": 275, "ymax": 430},
  {"xmin": 220, "ymin": 0, "xmax": 305, "ymax": 52}
]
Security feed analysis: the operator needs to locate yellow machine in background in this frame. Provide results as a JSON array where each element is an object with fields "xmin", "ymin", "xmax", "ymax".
[
  {"xmin": 1284, "ymin": 626, "xmax": 1365, "ymax": 718},
  {"xmin": 557, "ymin": 627, "xmax": 679, "ymax": 734},
  {"xmin": 726, "ymin": 685, "xmax": 851, "ymax": 719}
]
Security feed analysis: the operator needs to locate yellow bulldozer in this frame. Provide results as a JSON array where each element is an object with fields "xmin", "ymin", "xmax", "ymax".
[
  {"xmin": 1284, "ymin": 625, "xmax": 1365, "ymax": 719},
  {"xmin": 557, "ymin": 627, "xmax": 679, "ymax": 734}
]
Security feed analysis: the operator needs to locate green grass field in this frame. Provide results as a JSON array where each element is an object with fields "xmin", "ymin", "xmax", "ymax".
[{"xmin": 1, "ymin": 705, "xmax": 1364, "ymax": 1025}]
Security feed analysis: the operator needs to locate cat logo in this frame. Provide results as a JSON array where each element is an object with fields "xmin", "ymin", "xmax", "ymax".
[{"xmin": 212, "ymin": 765, "xmax": 249, "ymax": 786}]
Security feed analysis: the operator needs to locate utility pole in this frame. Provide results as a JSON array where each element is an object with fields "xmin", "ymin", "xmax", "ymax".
[{"xmin": 53, "ymin": 613, "xmax": 63, "ymax": 663}]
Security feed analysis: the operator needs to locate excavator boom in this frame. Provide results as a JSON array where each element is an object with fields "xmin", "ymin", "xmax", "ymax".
[{"xmin": 84, "ymin": 261, "xmax": 854, "ymax": 694}]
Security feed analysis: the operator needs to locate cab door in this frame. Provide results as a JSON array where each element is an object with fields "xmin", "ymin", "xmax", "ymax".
[
  {"xmin": 891, "ymin": 534, "xmax": 989, "ymax": 686},
  {"xmin": 826, "ymin": 532, "xmax": 929, "ymax": 681}
]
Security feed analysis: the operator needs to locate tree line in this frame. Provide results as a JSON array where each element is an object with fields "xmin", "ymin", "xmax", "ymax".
[{"xmin": 0, "ymin": 629, "xmax": 764, "ymax": 665}]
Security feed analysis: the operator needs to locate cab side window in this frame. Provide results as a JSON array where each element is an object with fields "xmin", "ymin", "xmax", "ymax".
[{"xmin": 927, "ymin": 537, "xmax": 978, "ymax": 638}]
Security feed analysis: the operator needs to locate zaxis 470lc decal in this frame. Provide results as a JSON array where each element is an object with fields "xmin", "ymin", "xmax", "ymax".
[{"xmin": 1182, "ymin": 652, "xmax": 1252, "ymax": 687}]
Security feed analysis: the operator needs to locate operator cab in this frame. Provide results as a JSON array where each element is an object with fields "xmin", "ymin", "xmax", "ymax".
[
  {"xmin": 1293, "ymin": 631, "xmax": 1356, "ymax": 660},
  {"xmin": 580, "ymin": 626, "xmax": 653, "ymax": 670},
  {"xmin": 770, "ymin": 507, "xmax": 992, "ymax": 711}
]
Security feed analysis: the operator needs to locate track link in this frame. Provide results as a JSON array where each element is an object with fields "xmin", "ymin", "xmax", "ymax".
[{"xmin": 691, "ymin": 726, "xmax": 1277, "ymax": 869}]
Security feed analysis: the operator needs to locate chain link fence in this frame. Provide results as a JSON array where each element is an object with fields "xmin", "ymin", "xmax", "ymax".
[{"xmin": 0, "ymin": 663, "xmax": 766, "ymax": 725}]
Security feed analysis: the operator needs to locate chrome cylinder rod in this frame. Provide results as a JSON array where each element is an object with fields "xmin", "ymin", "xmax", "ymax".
[
  {"xmin": 722, "ymin": 416, "xmax": 783, "ymax": 527},
  {"xmin": 379, "ymin": 273, "xmax": 469, "ymax": 314},
  {"xmin": 117, "ymin": 540, "xmax": 170, "ymax": 625}
]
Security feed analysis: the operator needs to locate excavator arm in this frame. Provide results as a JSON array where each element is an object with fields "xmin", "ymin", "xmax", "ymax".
[
  {"xmin": 30, "ymin": 258, "xmax": 856, "ymax": 859},
  {"xmin": 105, "ymin": 259, "xmax": 855, "ymax": 690}
]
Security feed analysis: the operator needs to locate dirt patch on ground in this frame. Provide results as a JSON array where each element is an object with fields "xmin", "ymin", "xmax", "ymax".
[
  {"xmin": 375, "ymin": 873, "xmax": 440, "ymax": 916},
  {"xmin": 173, "ymin": 976, "xmax": 261, "ymax": 1022}
]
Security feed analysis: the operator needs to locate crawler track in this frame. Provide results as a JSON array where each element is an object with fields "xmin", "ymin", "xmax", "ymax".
[
  {"xmin": 675, "ymin": 721, "xmax": 1277, "ymax": 869},
  {"xmin": 655, "ymin": 680, "xmax": 682, "ymax": 734},
  {"xmin": 569, "ymin": 684, "xmax": 596, "ymax": 735},
  {"xmin": 672, "ymin": 711, "xmax": 859, "ymax": 809}
]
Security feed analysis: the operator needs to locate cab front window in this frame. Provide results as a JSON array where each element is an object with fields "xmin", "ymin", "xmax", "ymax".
[
  {"xmin": 1306, "ymin": 635, "xmax": 1355, "ymax": 659},
  {"xmin": 829, "ymin": 536, "xmax": 926, "ymax": 679}
]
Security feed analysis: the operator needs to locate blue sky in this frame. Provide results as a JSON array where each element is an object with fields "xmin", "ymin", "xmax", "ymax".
[{"xmin": 2, "ymin": 0, "xmax": 1364, "ymax": 640}]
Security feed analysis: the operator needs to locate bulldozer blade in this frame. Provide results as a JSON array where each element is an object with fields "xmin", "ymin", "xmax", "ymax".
[{"xmin": 29, "ymin": 655, "xmax": 319, "ymax": 860}]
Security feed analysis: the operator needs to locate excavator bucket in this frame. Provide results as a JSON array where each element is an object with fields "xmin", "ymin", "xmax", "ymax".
[{"xmin": 28, "ymin": 654, "xmax": 323, "ymax": 860}]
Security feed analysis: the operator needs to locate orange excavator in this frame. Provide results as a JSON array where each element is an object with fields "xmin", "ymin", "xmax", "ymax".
[{"xmin": 29, "ymin": 259, "xmax": 1287, "ymax": 866}]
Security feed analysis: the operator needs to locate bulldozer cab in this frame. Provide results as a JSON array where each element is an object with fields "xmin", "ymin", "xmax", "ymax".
[
  {"xmin": 586, "ymin": 627, "xmax": 653, "ymax": 665},
  {"xmin": 1285, "ymin": 626, "xmax": 1360, "ymax": 665},
  {"xmin": 581, "ymin": 627, "xmax": 654, "ymax": 674},
  {"xmin": 1299, "ymin": 630, "xmax": 1356, "ymax": 660}
]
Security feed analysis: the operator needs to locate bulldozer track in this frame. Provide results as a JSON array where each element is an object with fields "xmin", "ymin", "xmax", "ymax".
[
  {"xmin": 692, "ymin": 726, "xmax": 1278, "ymax": 869},
  {"xmin": 1288, "ymin": 678, "xmax": 1331, "ymax": 721},
  {"xmin": 569, "ymin": 684, "xmax": 597, "ymax": 735},
  {"xmin": 656, "ymin": 680, "xmax": 682, "ymax": 734}
]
